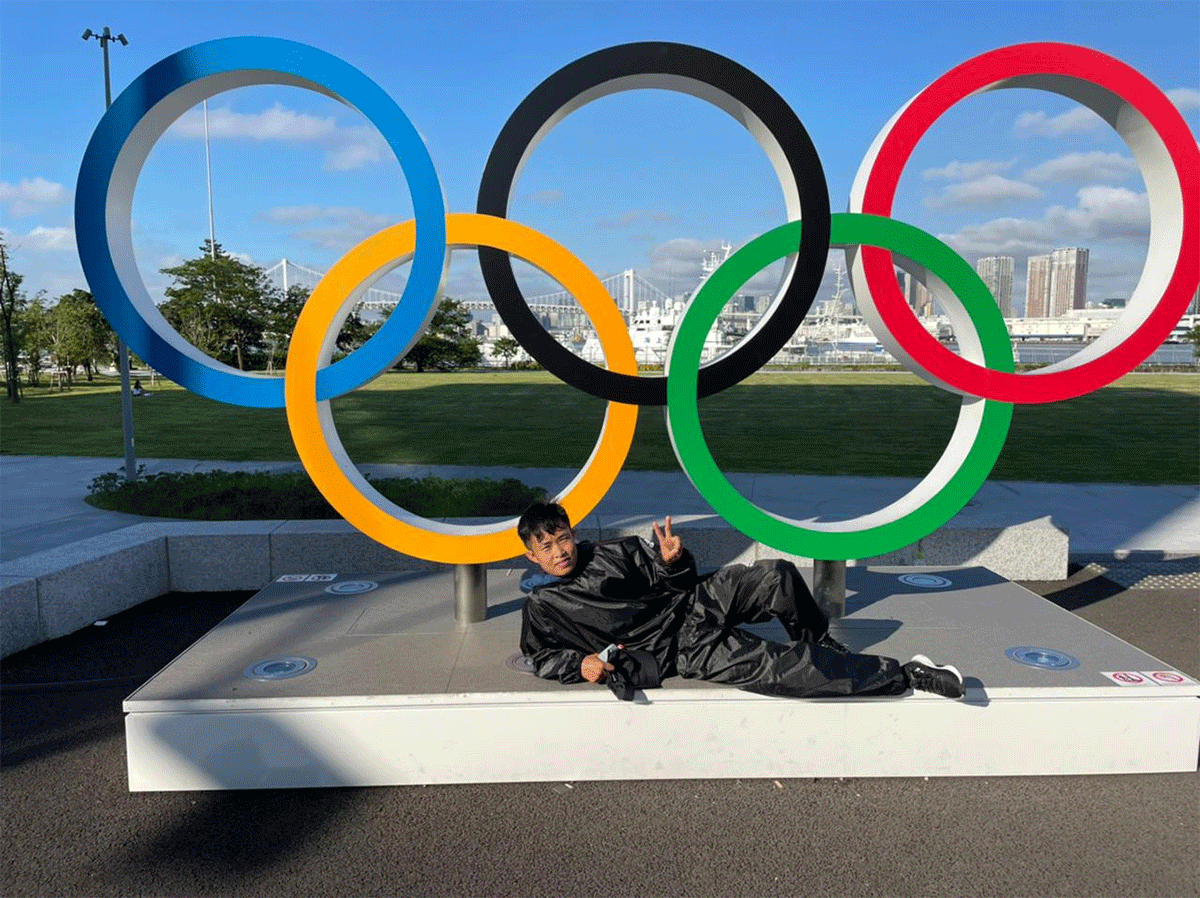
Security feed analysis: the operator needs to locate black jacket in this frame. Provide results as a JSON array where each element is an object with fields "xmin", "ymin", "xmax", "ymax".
[{"xmin": 519, "ymin": 536, "xmax": 698, "ymax": 684}]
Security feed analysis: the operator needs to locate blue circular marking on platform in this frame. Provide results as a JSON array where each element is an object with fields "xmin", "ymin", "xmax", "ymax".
[
  {"xmin": 506, "ymin": 653, "xmax": 537, "ymax": 674},
  {"xmin": 898, "ymin": 573, "xmax": 954, "ymax": 589},
  {"xmin": 1005, "ymin": 646, "xmax": 1080, "ymax": 671},
  {"xmin": 325, "ymin": 580, "xmax": 379, "ymax": 595},
  {"xmin": 245, "ymin": 656, "xmax": 318, "ymax": 680}
]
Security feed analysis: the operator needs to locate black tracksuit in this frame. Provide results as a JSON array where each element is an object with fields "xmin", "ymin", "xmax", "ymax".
[{"xmin": 520, "ymin": 536, "xmax": 909, "ymax": 698}]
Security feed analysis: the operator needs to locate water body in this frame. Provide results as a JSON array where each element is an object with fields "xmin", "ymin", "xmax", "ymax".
[
  {"xmin": 800, "ymin": 341, "xmax": 1197, "ymax": 367},
  {"xmin": 986, "ymin": 342, "xmax": 1194, "ymax": 367}
]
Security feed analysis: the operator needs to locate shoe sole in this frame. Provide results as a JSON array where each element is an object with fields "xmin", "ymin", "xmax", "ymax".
[{"xmin": 909, "ymin": 653, "xmax": 964, "ymax": 694}]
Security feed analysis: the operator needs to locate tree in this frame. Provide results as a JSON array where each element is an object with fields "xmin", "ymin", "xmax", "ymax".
[
  {"xmin": 159, "ymin": 241, "xmax": 276, "ymax": 370},
  {"xmin": 0, "ymin": 237, "xmax": 27, "ymax": 402},
  {"xmin": 396, "ymin": 297, "xmax": 482, "ymax": 372},
  {"xmin": 335, "ymin": 312, "xmax": 382, "ymax": 360},
  {"xmin": 493, "ymin": 335, "xmax": 520, "ymax": 368},
  {"xmin": 262, "ymin": 283, "xmax": 309, "ymax": 373},
  {"xmin": 261, "ymin": 283, "xmax": 380, "ymax": 371},
  {"xmin": 48, "ymin": 290, "xmax": 114, "ymax": 381},
  {"xmin": 1187, "ymin": 325, "xmax": 1200, "ymax": 358},
  {"xmin": 21, "ymin": 295, "xmax": 50, "ymax": 387}
]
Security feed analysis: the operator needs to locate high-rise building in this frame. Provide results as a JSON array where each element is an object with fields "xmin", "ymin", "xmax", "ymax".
[
  {"xmin": 1025, "ymin": 254, "xmax": 1052, "ymax": 317},
  {"xmin": 902, "ymin": 271, "xmax": 933, "ymax": 317},
  {"xmin": 976, "ymin": 255, "xmax": 1015, "ymax": 317},
  {"xmin": 1025, "ymin": 248, "xmax": 1089, "ymax": 317},
  {"xmin": 1050, "ymin": 247, "xmax": 1089, "ymax": 316}
]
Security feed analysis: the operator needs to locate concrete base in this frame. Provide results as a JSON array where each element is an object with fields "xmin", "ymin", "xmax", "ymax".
[{"xmin": 123, "ymin": 566, "xmax": 1200, "ymax": 790}]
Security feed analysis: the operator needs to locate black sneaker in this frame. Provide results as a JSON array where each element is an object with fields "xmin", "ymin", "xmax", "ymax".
[
  {"xmin": 903, "ymin": 654, "xmax": 964, "ymax": 699},
  {"xmin": 817, "ymin": 633, "xmax": 850, "ymax": 654}
]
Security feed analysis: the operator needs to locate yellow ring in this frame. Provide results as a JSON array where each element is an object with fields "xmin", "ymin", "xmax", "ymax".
[{"xmin": 284, "ymin": 212, "xmax": 639, "ymax": 564}]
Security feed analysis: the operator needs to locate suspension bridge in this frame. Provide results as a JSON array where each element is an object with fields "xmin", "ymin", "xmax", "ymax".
[{"xmin": 264, "ymin": 258, "xmax": 674, "ymax": 328}]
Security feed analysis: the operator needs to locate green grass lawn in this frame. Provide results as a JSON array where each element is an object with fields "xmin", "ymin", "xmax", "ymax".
[{"xmin": 2, "ymin": 369, "xmax": 1197, "ymax": 484}]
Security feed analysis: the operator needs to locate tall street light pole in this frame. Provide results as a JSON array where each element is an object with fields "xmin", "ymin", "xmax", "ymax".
[{"xmin": 82, "ymin": 26, "xmax": 136, "ymax": 482}]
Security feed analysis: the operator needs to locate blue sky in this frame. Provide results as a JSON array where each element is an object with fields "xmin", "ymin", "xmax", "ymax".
[{"xmin": 2, "ymin": 0, "xmax": 1197, "ymax": 316}]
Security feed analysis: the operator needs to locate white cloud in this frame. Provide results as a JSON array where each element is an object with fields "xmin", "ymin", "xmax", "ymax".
[
  {"xmin": 170, "ymin": 103, "xmax": 338, "ymax": 142},
  {"xmin": 926, "ymin": 174, "xmax": 1043, "ymax": 209},
  {"xmin": 921, "ymin": 159, "xmax": 1014, "ymax": 181},
  {"xmin": 936, "ymin": 185, "xmax": 1150, "ymax": 258},
  {"xmin": 167, "ymin": 103, "xmax": 386, "ymax": 172},
  {"xmin": 936, "ymin": 217, "xmax": 1052, "ymax": 257},
  {"xmin": 4, "ymin": 225, "xmax": 76, "ymax": 253},
  {"xmin": 323, "ymin": 130, "xmax": 384, "ymax": 171},
  {"xmin": 642, "ymin": 236, "xmax": 784, "ymax": 297},
  {"xmin": 645, "ymin": 237, "xmax": 720, "ymax": 284},
  {"xmin": 1023, "ymin": 151, "xmax": 1138, "ymax": 184},
  {"xmin": 0, "ymin": 177, "xmax": 69, "ymax": 218},
  {"xmin": 0, "ymin": 227, "xmax": 86, "ymax": 299},
  {"xmin": 1045, "ymin": 185, "xmax": 1149, "ymax": 241},
  {"xmin": 260, "ymin": 205, "xmax": 395, "ymax": 252},
  {"xmin": 1167, "ymin": 87, "xmax": 1200, "ymax": 111},
  {"xmin": 1014, "ymin": 106, "xmax": 1105, "ymax": 138}
]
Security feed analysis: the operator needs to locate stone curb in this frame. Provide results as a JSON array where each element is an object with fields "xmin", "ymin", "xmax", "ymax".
[{"xmin": 0, "ymin": 515, "xmax": 1068, "ymax": 659}]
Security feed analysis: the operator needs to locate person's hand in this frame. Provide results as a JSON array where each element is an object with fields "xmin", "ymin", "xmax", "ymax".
[
  {"xmin": 580, "ymin": 653, "xmax": 615, "ymax": 683},
  {"xmin": 653, "ymin": 515, "xmax": 683, "ymax": 565}
]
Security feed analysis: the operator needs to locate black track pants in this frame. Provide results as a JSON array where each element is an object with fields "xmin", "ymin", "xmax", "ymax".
[{"xmin": 674, "ymin": 560, "xmax": 908, "ymax": 698}]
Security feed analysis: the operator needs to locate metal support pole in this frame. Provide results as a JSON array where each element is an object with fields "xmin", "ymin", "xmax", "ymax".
[
  {"xmin": 85, "ymin": 25, "xmax": 135, "ymax": 481},
  {"xmin": 813, "ymin": 559, "xmax": 846, "ymax": 622},
  {"xmin": 454, "ymin": 563, "xmax": 487, "ymax": 623},
  {"xmin": 118, "ymin": 340, "xmax": 135, "ymax": 480}
]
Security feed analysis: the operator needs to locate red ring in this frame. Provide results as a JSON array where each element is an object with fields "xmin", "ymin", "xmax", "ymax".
[{"xmin": 854, "ymin": 43, "xmax": 1199, "ymax": 403}]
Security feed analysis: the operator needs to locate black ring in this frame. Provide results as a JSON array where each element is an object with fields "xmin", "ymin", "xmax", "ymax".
[{"xmin": 477, "ymin": 41, "xmax": 831, "ymax": 405}]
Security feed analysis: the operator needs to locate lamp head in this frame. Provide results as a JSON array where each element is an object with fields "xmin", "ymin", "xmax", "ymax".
[{"xmin": 81, "ymin": 28, "xmax": 93, "ymax": 40}]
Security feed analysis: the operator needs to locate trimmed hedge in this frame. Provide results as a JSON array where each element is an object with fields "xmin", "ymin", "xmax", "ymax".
[{"xmin": 86, "ymin": 469, "xmax": 547, "ymax": 520}]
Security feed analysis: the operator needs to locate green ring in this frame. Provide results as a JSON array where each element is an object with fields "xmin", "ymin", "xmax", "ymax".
[{"xmin": 665, "ymin": 213, "xmax": 1015, "ymax": 560}]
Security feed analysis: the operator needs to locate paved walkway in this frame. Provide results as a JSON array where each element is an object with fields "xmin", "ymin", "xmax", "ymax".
[{"xmin": 2, "ymin": 454, "xmax": 1197, "ymax": 562}]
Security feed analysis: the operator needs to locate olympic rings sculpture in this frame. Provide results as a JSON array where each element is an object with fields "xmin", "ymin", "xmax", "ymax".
[{"xmin": 76, "ymin": 38, "xmax": 1199, "ymax": 564}]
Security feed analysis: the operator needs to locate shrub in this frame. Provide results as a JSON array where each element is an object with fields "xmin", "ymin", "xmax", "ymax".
[{"xmin": 86, "ymin": 468, "xmax": 546, "ymax": 520}]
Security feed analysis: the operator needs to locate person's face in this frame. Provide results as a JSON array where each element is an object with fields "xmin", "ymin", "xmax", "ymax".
[{"xmin": 524, "ymin": 526, "xmax": 578, "ymax": 577}]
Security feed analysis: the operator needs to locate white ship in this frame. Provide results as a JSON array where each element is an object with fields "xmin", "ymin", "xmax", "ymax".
[
  {"xmin": 580, "ymin": 252, "xmax": 891, "ymax": 367},
  {"xmin": 791, "ymin": 265, "xmax": 884, "ymax": 359},
  {"xmin": 579, "ymin": 243, "xmax": 735, "ymax": 367}
]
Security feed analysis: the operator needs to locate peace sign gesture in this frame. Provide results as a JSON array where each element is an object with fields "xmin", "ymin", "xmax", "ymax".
[{"xmin": 653, "ymin": 515, "xmax": 683, "ymax": 565}]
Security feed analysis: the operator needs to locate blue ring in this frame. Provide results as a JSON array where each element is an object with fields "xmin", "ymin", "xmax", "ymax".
[{"xmin": 75, "ymin": 37, "xmax": 446, "ymax": 407}]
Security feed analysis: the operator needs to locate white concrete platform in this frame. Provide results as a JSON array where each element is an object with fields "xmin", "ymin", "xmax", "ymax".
[{"xmin": 123, "ymin": 566, "xmax": 1200, "ymax": 790}]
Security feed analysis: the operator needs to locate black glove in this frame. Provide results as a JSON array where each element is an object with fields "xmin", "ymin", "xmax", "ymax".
[{"xmin": 605, "ymin": 647, "xmax": 662, "ymax": 701}]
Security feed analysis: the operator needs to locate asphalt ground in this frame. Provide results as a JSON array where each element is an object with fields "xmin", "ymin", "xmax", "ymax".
[{"xmin": 2, "ymin": 562, "xmax": 1197, "ymax": 898}]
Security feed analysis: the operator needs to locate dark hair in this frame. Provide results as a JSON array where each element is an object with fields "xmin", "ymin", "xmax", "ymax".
[{"xmin": 518, "ymin": 501, "xmax": 572, "ymax": 547}]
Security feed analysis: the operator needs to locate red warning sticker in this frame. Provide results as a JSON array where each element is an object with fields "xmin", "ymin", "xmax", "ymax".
[
  {"xmin": 1141, "ymin": 670, "xmax": 1197, "ymax": 686},
  {"xmin": 1102, "ymin": 671, "xmax": 1152, "ymax": 686}
]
